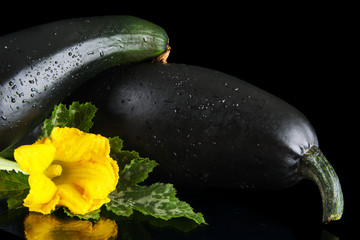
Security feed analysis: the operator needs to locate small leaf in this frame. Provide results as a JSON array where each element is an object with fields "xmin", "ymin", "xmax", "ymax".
[
  {"xmin": 109, "ymin": 136, "xmax": 157, "ymax": 174},
  {"xmin": 0, "ymin": 170, "xmax": 29, "ymax": 192},
  {"xmin": 118, "ymin": 158, "xmax": 158, "ymax": 187},
  {"xmin": 0, "ymin": 170, "xmax": 30, "ymax": 210},
  {"xmin": 7, "ymin": 189, "xmax": 29, "ymax": 209},
  {"xmin": 41, "ymin": 104, "xmax": 68, "ymax": 137},
  {"xmin": 41, "ymin": 102, "xmax": 97, "ymax": 138},
  {"xmin": 63, "ymin": 207, "xmax": 101, "ymax": 220},
  {"xmin": 69, "ymin": 102, "xmax": 98, "ymax": 133}
]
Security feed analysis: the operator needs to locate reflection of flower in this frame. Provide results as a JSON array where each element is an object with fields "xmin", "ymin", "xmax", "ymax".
[
  {"xmin": 14, "ymin": 127, "xmax": 119, "ymax": 215},
  {"xmin": 24, "ymin": 213, "xmax": 118, "ymax": 240}
]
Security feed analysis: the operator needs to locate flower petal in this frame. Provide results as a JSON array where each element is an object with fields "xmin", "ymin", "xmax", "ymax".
[
  {"xmin": 50, "ymin": 127, "xmax": 110, "ymax": 162},
  {"xmin": 24, "ymin": 174, "xmax": 59, "ymax": 214},
  {"xmin": 14, "ymin": 138, "xmax": 56, "ymax": 174},
  {"xmin": 57, "ymin": 183, "xmax": 110, "ymax": 215},
  {"xmin": 53, "ymin": 157, "xmax": 119, "ymax": 200}
]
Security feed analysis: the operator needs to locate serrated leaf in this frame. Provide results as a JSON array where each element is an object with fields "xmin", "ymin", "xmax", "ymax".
[
  {"xmin": 106, "ymin": 183, "xmax": 206, "ymax": 225},
  {"xmin": 118, "ymin": 158, "xmax": 158, "ymax": 187},
  {"xmin": 40, "ymin": 102, "xmax": 97, "ymax": 138},
  {"xmin": 0, "ymin": 170, "xmax": 29, "ymax": 192},
  {"xmin": 106, "ymin": 158, "xmax": 205, "ymax": 224},
  {"xmin": 109, "ymin": 136, "xmax": 157, "ymax": 173},
  {"xmin": 6, "ymin": 189, "xmax": 29, "ymax": 209},
  {"xmin": 0, "ymin": 170, "xmax": 30, "ymax": 210},
  {"xmin": 69, "ymin": 102, "xmax": 98, "ymax": 132},
  {"xmin": 63, "ymin": 207, "xmax": 101, "ymax": 220}
]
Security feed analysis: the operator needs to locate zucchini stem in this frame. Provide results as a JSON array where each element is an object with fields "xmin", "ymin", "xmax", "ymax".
[
  {"xmin": 153, "ymin": 42, "xmax": 171, "ymax": 64},
  {"xmin": 299, "ymin": 146, "xmax": 344, "ymax": 223}
]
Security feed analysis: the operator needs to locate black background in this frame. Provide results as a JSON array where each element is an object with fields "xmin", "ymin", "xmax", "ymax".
[{"xmin": 0, "ymin": 2, "xmax": 355, "ymax": 239}]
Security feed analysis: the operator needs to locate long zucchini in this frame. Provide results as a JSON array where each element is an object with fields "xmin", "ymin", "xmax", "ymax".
[
  {"xmin": 66, "ymin": 63, "xmax": 344, "ymax": 223},
  {"xmin": 0, "ymin": 15, "xmax": 168, "ymax": 151}
]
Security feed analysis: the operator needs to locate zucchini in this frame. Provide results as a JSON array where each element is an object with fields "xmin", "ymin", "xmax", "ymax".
[
  {"xmin": 66, "ymin": 63, "xmax": 343, "ymax": 223},
  {"xmin": 0, "ymin": 16, "xmax": 168, "ymax": 151}
]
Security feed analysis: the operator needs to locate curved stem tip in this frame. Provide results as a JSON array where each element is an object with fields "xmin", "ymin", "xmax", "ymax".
[{"xmin": 299, "ymin": 146, "xmax": 344, "ymax": 223}]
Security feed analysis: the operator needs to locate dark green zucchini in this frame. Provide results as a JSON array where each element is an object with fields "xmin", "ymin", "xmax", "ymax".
[
  {"xmin": 0, "ymin": 15, "xmax": 168, "ymax": 151},
  {"xmin": 66, "ymin": 63, "xmax": 343, "ymax": 223}
]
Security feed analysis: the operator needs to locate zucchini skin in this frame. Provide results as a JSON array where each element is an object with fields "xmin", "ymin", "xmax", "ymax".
[
  {"xmin": 66, "ymin": 63, "xmax": 318, "ymax": 190},
  {"xmin": 0, "ymin": 16, "xmax": 168, "ymax": 151}
]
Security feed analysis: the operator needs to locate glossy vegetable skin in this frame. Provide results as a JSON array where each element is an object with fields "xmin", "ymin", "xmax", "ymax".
[
  {"xmin": 66, "ymin": 63, "xmax": 343, "ymax": 222},
  {"xmin": 0, "ymin": 16, "xmax": 168, "ymax": 151}
]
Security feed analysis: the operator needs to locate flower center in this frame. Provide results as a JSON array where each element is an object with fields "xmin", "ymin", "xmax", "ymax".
[{"xmin": 44, "ymin": 164, "xmax": 63, "ymax": 179}]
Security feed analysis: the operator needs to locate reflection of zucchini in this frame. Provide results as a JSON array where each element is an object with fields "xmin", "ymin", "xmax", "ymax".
[
  {"xmin": 67, "ymin": 63, "xmax": 343, "ymax": 223},
  {"xmin": 0, "ymin": 16, "xmax": 168, "ymax": 151}
]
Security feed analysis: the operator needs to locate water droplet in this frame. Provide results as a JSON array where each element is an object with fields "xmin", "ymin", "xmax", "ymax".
[
  {"xmin": 29, "ymin": 79, "xmax": 35, "ymax": 84},
  {"xmin": 99, "ymin": 51, "xmax": 105, "ymax": 57},
  {"xmin": 87, "ymin": 51, "xmax": 94, "ymax": 55},
  {"xmin": 68, "ymin": 52, "xmax": 72, "ymax": 56},
  {"xmin": 1, "ymin": 116, "xmax": 7, "ymax": 120},
  {"xmin": 11, "ymin": 97, "xmax": 16, "ymax": 103},
  {"xmin": 16, "ymin": 91, "xmax": 24, "ymax": 97}
]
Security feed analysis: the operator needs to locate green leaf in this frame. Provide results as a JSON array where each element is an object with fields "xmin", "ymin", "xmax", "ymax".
[
  {"xmin": 41, "ymin": 102, "xmax": 97, "ymax": 138},
  {"xmin": 0, "ymin": 147, "xmax": 15, "ymax": 160},
  {"xmin": 118, "ymin": 158, "xmax": 158, "ymax": 187},
  {"xmin": 109, "ymin": 136, "xmax": 157, "ymax": 173},
  {"xmin": 63, "ymin": 207, "xmax": 101, "ymax": 220},
  {"xmin": 6, "ymin": 189, "xmax": 29, "ymax": 209},
  {"xmin": 0, "ymin": 170, "xmax": 30, "ymax": 210},
  {"xmin": 106, "ymin": 183, "xmax": 206, "ymax": 225},
  {"xmin": 105, "ymin": 158, "xmax": 206, "ymax": 225},
  {"xmin": 0, "ymin": 170, "xmax": 29, "ymax": 192}
]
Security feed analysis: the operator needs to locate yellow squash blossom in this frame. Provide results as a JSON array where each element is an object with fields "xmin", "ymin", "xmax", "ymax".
[
  {"xmin": 24, "ymin": 213, "xmax": 118, "ymax": 240},
  {"xmin": 14, "ymin": 127, "xmax": 119, "ymax": 215}
]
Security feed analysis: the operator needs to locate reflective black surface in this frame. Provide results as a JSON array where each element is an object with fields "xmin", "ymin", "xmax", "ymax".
[{"xmin": 0, "ymin": 184, "xmax": 348, "ymax": 239}]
